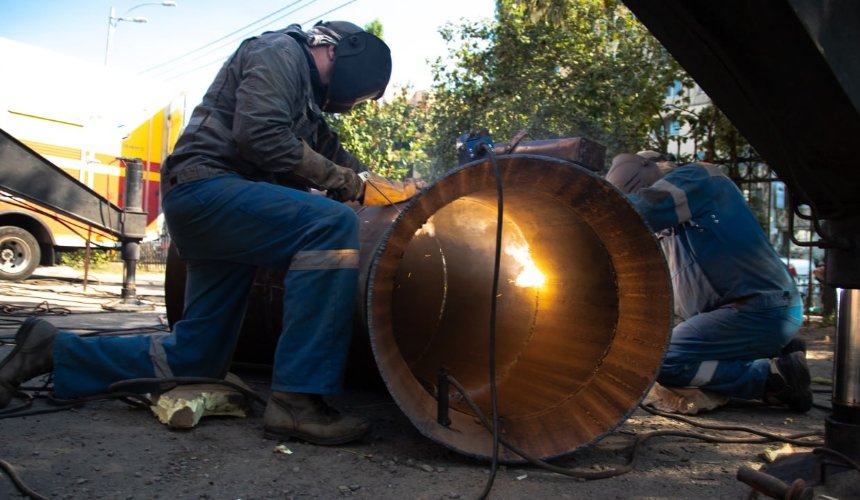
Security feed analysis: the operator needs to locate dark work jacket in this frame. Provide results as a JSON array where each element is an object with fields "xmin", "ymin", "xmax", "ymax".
[{"xmin": 161, "ymin": 29, "xmax": 364, "ymax": 189}]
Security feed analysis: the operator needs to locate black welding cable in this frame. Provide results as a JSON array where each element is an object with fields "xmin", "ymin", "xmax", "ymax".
[
  {"xmin": 1, "ymin": 376, "xmax": 265, "ymax": 420},
  {"xmin": 0, "ymin": 390, "xmax": 152, "ymax": 420},
  {"xmin": 447, "ymin": 374, "xmax": 824, "ymax": 480},
  {"xmin": 107, "ymin": 376, "xmax": 268, "ymax": 407},
  {"xmin": 475, "ymin": 143, "xmax": 504, "ymax": 500},
  {"xmin": 0, "ymin": 301, "xmax": 72, "ymax": 317},
  {"xmin": 0, "ymin": 458, "xmax": 48, "ymax": 500},
  {"xmin": 0, "ymin": 390, "xmax": 33, "ymax": 416},
  {"xmin": 813, "ymin": 447, "xmax": 860, "ymax": 474},
  {"xmin": 640, "ymin": 404, "xmax": 825, "ymax": 446}
]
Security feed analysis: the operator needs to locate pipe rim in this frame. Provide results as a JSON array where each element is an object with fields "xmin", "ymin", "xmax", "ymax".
[{"xmin": 367, "ymin": 155, "xmax": 673, "ymax": 462}]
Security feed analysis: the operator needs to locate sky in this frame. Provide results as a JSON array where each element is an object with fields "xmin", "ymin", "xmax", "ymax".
[{"xmin": 0, "ymin": 0, "xmax": 496, "ymax": 109}]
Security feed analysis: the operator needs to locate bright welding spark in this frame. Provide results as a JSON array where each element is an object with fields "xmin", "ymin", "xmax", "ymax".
[
  {"xmin": 415, "ymin": 217, "xmax": 436, "ymax": 237},
  {"xmin": 505, "ymin": 243, "xmax": 545, "ymax": 288}
]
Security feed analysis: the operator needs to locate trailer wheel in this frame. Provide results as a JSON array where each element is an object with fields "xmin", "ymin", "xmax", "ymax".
[{"xmin": 0, "ymin": 226, "xmax": 41, "ymax": 281}]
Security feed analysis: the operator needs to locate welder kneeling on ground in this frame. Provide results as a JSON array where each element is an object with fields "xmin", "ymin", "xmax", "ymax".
[
  {"xmin": 606, "ymin": 153, "xmax": 812, "ymax": 412},
  {"xmin": 0, "ymin": 20, "xmax": 421, "ymax": 445}
]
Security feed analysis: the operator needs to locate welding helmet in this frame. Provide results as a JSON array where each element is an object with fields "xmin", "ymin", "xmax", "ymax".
[{"xmin": 306, "ymin": 21, "xmax": 392, "ymax": 113}]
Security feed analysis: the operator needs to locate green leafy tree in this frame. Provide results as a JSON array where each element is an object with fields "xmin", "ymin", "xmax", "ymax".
[
  {"xmin": 327, "ymin": 19, "xmax": 432, "ymax": 179},
  {"xmin": 425, "ymin": 0, "xmax": 690, "ymax": 176},
  {"xmin": 327, "ymin": 88, "xmax": 432, "ymax": 179}
]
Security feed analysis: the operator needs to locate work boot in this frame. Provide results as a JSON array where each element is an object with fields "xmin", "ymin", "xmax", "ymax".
[
  {"xmin": 263, "ymin": 391, "xmax": 370, "ymax": 446},
  {"xmin": 763, "ymin": 351, "xmax": 812, "ymax": 412},
  {"xmin": 780, "ymin": 337, "xmax": 807, "ymax": 355},
  {"xmin": 0, "ymin": 317, "xmax": 57, "ymax": 408}
]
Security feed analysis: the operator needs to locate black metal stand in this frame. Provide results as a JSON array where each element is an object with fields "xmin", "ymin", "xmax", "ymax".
[
  {"xmin": 103, "ymin": 158, "xmax": 153, "ymax": 312},
  {"xmin": 767, "ymin": 216, "xmax": 860, "ymax": 498}
]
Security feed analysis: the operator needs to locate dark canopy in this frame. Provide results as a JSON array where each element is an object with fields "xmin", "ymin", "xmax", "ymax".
[{"xmin": 623, "ymin": 0, "xmax": 860, "ymax": 221}]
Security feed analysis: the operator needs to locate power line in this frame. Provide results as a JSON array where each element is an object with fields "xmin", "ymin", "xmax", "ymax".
[
  {"xmin": 157, "ymin": 0, "xmax": 361, "ymax": 83},
  {"xmin": 142, "ymin": 0, "xmax": 318, "ymax": 77},
  {"xmin": 302, "ymin": 0, "xmax": 359, "ymax": 26}
]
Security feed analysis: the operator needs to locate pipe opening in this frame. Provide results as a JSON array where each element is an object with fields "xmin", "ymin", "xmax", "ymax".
[
  {"xmin": 368, "ymin": 155, "xmax": 672, "ymax": 461},
  {"xmin": 391, "ymin": 191, "xmax": 619, "ymax": 418}
]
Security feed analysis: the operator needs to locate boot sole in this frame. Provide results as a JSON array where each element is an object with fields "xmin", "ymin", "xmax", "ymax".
[
  {"xmin": 262, "ymin": 426, "xmax": 370, "ymax": 446},
  {"xmin": 0, "ymin": 317, "xmax": 44, "ymax": 408},
  {"xmin": 0, "ymin": 316, "xmax": 41, "ymax": 372},
  {"xmin": 781, "ymin": 352, "xmax": 813, "ymax": 412}
]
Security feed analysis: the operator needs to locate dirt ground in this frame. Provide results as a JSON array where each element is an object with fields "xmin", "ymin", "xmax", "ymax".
[{"xmin": 0, "ymin": 267, "xmax": 856, "ymax": 499}]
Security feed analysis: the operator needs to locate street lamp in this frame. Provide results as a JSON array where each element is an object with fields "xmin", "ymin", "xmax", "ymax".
[{"xmin": 104, "ymin": 1, "xmax": 177, "ymax": 67}]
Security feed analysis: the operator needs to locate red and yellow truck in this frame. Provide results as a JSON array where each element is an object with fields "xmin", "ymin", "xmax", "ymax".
[{"xmin": 0, "ymin": 37, "xmax": 185, "ymax": 280}]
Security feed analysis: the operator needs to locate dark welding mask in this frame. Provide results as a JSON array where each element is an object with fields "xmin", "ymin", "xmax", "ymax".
[{"xmin": 307, "ymin": 21, "xmax": 392, "ymax": 113}]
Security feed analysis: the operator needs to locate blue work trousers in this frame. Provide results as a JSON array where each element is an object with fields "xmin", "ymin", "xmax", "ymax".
[
  {"xmin": 53, "ymin": 173, "xmax": 360, "ymax": 398},
  {"xmin": 657, "ymin": 292, "xmax": 803, "ymax": 400}
]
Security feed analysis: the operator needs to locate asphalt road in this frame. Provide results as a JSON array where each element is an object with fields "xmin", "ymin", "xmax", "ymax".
[{"xmin": 0, "ymin": 266, "xmax": 856, "ymax": 499}]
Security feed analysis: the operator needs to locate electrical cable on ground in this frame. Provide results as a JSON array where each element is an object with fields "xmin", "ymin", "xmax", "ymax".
[
  {"xmin": 0, "ymin": 459, "xmax": 48, "ymax": 500},
  {"xmin": 473, "ymin": 143, "xmax": 504, "ymax": 500},
  {"xmin": 0, "ymin": 375, "xmax": 250, "ymax": 500},
  {"xmin": 447, "ymin": 374, "xmax": 825, "ymax": 482},
  {"xmin": 640, "ymin": 404, "xmax": 825, "ymax": 447},
  {"xmin": 813, "ymin": 447, "xmax": 860, "ymax": 474},
  {"xmin": 0, "ymin": 375, "xmax": 267, "ymax": 421},
  {"xmin": 0, "ymin": 301, "xmax": 71, "ymax": 318},
  {"xmin": 106, "ymin": 376, "xmax": 268, "ymax": 407}
]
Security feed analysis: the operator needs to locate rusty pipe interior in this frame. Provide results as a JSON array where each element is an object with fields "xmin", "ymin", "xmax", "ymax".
[
  {"xmin": 164, "ymin": 153, "xmax": 672, "ymax": 462},
  {"xmin": 365, "ymin": 154, "xmax": 672, "ymax": 461}
]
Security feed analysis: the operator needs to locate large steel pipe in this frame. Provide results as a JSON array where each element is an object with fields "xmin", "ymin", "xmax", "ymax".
[
  {"xmin": 367, "ymin": 155, "xmax": 671, "ymax": 461},
  {"xmin": 165, "ymin": 154, "xmax": 672, "ymax": 461}
]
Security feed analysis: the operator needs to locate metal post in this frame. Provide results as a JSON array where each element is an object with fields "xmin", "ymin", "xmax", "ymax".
[
  {"xmin": 826, "ymin": 288, "xmax": 860, "ymax": 462},
  {"xmin": 104, "ymin": 6, "xmax": 116, "ymax": 67},
  {"xmin": 84, "ymin": 226, "xmax": 92, "ymax": 291},
  {"xmin": 122, "ymin": 157, "xmax": 142, "ymax": 303},
  {"xmin": 103, "ymin": 158, "xmax": 153, "ymax": 312}
]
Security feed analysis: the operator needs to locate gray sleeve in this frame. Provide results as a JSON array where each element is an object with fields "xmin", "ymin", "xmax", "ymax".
[{"xmin": 232, "ymin": 37, "xmax": 307, "ymax": 174}]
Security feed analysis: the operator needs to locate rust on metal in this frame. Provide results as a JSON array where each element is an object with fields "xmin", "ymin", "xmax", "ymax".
[{"xmin": 165, "ymin": 153, "xmax": 673, "ymax": 462}]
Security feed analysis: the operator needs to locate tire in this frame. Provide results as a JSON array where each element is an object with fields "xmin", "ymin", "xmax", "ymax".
[{"xmin": 0, "ymin": 226, "xmax": 41, "ymax": 281}]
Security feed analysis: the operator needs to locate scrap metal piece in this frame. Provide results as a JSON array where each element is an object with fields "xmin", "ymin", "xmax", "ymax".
[
  {"xmin": 151, "ymin": 373, "xmax": 251, "ymax": 429},
  {"xmin": 643, "ymin": 382, "xmax": 730, "ymax": 415}
]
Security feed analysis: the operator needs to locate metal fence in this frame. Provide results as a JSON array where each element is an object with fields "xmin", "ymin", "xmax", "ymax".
[{"xmin": 139, "ymin": 234, "xmax": 171, "ymax": 272}]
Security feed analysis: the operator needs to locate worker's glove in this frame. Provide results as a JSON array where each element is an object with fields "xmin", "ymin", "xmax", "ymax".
[
  {"xmin": 298, "ymin": 142, "xmax": 364, "ymax": 202},
  {"xmin": 327, "ymin": 166, "xmax": 364, "ymax": 202},
  {"xmin": 359, "ymin": 171, "xmax": 423, "ymax": 206}
]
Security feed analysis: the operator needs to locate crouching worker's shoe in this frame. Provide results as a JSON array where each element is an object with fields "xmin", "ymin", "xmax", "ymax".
[
  {"xmin": 0, "ymin": 317, "xmax": 57, "ymax": 408},
  {"xmin": 763, "ymin": 351, "xmax": 813, "ymax": 412},
  {"xmin": 263, "ymin": 391, "xmax": 370, "ymax": 446},
  {"xmin": 780, "ymin": 337, "xmax": 807, "ymax": 355}
]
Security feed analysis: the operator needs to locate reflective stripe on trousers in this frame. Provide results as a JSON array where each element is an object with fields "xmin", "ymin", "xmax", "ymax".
[
  {"xmin": 53, "ymin": 173, "xmax": 360, "ymax": 398},
  {"xmin": 656, "ymin": 297, "xmax": 803, "ymax": 399}
]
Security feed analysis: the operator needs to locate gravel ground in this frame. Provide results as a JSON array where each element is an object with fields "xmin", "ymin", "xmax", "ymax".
[{"xmin": 0, "ymin": 267, "xmax": 856, "ymax": 499}]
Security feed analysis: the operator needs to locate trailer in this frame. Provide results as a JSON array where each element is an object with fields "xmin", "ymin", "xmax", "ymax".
[{"xmin": 0, "ymin": 37, "xmax": 184, "ymax": 280}]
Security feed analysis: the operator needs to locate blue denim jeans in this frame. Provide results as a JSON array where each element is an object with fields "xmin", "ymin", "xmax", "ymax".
[
  {"xmin": 54, "ymin": 173, "xmax": 360, "ymax": 398},
  {"xmin": 657, "ymin": 291, "xmax": 803, "ymax": 400}
]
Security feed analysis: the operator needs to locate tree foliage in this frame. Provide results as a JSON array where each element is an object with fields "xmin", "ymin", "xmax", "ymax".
[
  {"xmin": 327, "ymin": 88, "xmax": 432, "ymax": 179},
  {"xmin": 424, "ymin": 0, "xmax": 691, "ymax": 175},
  {"xmin": 328, "ymin": 19, "xmax": 432, "ymax": 180},
  {"xmin": 331, "ymin": 6, "xmax": 760, "ymax": 182}
]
